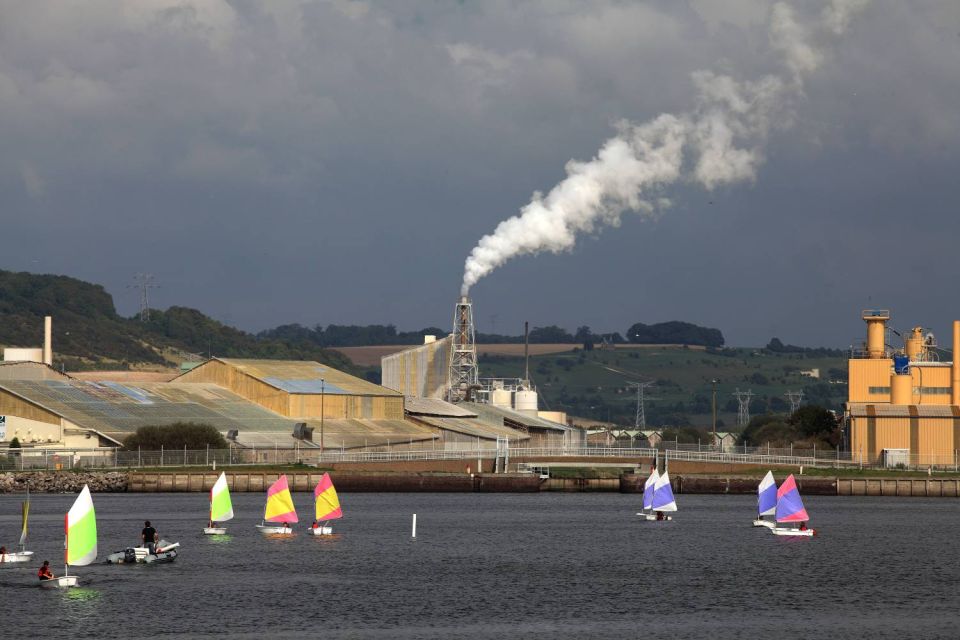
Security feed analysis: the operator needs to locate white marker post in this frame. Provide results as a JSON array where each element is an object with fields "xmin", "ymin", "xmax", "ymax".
[{"xmin": 412, "ymin": 513, "xmax": 417, "ymax": 539}]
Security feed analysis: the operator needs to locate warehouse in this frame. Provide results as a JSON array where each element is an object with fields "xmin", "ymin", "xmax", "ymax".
[{"xmin": 0, "ymin": 379, "xmax": 300, "ymax": 448}]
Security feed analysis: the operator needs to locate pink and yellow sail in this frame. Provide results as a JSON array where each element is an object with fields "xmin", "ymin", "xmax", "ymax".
[
  {"xmin": 264, "ymin": 475, "xmax": 298, "ymax": 523},
  {"xmin": 314, "ymin": 473, "xmax": 342, "ymax": 521}
]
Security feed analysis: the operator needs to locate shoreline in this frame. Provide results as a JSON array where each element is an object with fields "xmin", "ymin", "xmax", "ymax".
[{"xmin": 2, "ymin": 470, "xmax": 958, "ymax": 497}]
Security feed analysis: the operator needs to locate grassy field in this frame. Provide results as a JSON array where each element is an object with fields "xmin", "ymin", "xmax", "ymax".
[{"xmin": 474, "ymin": 346, "xmax": 848, "ymax": 428}]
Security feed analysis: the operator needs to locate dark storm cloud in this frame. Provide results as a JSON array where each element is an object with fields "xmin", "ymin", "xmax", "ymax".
[{"xmin": 0, "ymin": 1, "xmax": 957, "ymax": 346}]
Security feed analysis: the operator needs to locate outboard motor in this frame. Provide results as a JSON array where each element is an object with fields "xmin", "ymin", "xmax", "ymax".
[{"xmin": 124, "ymin": 548, "xmax": 138, "ymax": 564}]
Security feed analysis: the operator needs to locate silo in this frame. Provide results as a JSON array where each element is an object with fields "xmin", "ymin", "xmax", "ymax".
[
  {"xmin": 491, "ymin": 388, "xmax": 513, "ymax": 408},
  {"xmin": 514, "ymin": 389, "xmax": 538, "ymax": 415},
  {"xmin": 862, "ymin": 310, "xmax": 889, "ymax": 358},
  {"xmin": 890, "ymin": 355, "xmax": 912, "ymax": 404}
]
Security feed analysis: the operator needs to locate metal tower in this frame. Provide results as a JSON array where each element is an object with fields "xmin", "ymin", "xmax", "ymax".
[
  {"xmin": 129, "ymin": 273, "xmax": 159, "ymax": 322},
  {"xmin": 448, "ymin": 296, "xmax": 479, "ymax": 402},
  {"xmin": 733, "ymin": 388, "xmax": 755, "ymax": 427},
  {"xmin": 785, "ymin": 390, "xmax": 804, "ymax": 414},
  {"xmin": 627, "ymin": 381, "xmax": 656, "ymax": 429}
]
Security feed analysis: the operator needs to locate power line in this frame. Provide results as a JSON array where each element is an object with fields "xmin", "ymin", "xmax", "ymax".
[
  {"xmin": 732, "ymin": 388, "xmax": 755, "ymax": 427},
  {"xmin": 785, "ymin": 390, "xmax": 804, "ymax": 413},
  {"xmin": 128, "ymin": 273, "xmax": 159, "ymax": 322},
  {"xmin": 627, "ymin": 381, "xmax": 656, "ymax": 429}
]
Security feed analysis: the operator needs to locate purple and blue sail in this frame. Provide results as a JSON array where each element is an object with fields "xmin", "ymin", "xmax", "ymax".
[
  {"xmin": 651, "ymin": 471, "xmax": 677, "ymax": 512},
  {"xmin": 757, "ymin": 471, "xmax": 777, "ymax": 517},
  {"xmin": 642, "ymin": 468, "xmax": 659, "ymax": 511}
]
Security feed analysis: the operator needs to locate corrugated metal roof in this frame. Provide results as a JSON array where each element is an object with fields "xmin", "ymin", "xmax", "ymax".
[
  {"xmin": 0, "ymin": 380, "xmax": 299, "ymax": 437},
  {"xmin": 213, "ymin": 358, "xmax": 400, "ymax": 397},
  {"xmin": 404, "ymin": 397, "xmax": 478, "ymax": 418},
  {"xmin": 848, "ymin": 403, "xmax": 959, "ymax": 418},
  {"xmin": 0, "ymin": 362, "xmax": 70, "ymax": 381},
  {"xmin": 298, "ymin": 418, "xmax": 436, "ymax": 449},
  {"xmin": 410, "ymin": 415, "xmax": 529, "ymax": 441},
  {"xmin": 461, "ymin": 403, "xmax": 573, "ymax": 432}
]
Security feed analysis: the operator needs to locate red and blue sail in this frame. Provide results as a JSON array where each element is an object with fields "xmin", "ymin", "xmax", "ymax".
[{"xmin": 775, "ymin": 474, "xmax": 809, "ymax": 523}]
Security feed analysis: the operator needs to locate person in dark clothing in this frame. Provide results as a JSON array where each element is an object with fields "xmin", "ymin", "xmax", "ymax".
[
  {"xmin": 38, "ymin": 560, "xmax": 54, "ymax": 580},
  {"xmin": 141, "ymin": 520, "xmax": 158, "ymax": 553}
]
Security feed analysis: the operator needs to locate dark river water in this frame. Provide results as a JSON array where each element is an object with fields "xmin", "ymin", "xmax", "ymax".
[{"xmin": 0, "ymin": 492, "xmax": 957, "ymax": 639}]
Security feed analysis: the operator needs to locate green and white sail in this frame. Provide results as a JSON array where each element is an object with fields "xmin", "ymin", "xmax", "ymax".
[
  {"xmin": 66, "ymin": 485, "xmax": 97, "ymax": 566},
  {"xmin": 210, "ymin": 472, "xmax": 234, "ymax": 523}
]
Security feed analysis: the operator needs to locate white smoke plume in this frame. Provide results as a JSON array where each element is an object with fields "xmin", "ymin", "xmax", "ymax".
[{"xmin": 460, "ymin": 1, "xmax": 868, "ymax": 296}]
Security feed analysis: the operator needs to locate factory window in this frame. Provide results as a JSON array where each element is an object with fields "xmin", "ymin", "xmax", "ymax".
[
  {"xmin": 915, "ymin": 387, "xmax": 952, "ymax": 395},
  {"xmin": 868, "ymin": 386, "xmax": 891, "ymax": 395}
]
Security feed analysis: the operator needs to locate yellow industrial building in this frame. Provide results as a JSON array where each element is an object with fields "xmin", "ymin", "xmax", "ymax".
[{"xmin": 847, "ymin": 310, "xmax": 960, "ymax": 466}]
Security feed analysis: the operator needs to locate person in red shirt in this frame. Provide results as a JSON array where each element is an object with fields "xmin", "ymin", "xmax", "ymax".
[{"xmin": 38, "ymin": 560, "xmax": 54, "ymax": 581}]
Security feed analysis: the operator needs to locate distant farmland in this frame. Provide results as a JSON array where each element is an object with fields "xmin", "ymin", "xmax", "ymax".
[
  {"xmin": 334, "ymin": 343, "xmax": 709, "ymax": 367},
  {"xmin": 334, "ymin": 344, "xmax": 581, "ymax": 367}
]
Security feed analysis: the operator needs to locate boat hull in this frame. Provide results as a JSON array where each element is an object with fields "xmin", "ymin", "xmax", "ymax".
[
  {"xmin": 772, "ymin": 527, "xmax": 815, "ymax": 537},
  {"xmin": 753, "ymin": 519, "xmax": 776, "ymax": 529},
  {"xmin": 1, "ymin": 550, "xmax": 34, "ymax": 563},
  {"xmin": 307, "ymin": 526, "xmax": 334, "ymax": 536},
  {"xmin": 40, "ymin": 575, "xmax": 78, "ymax": 588},
  {"xmin": 256, "ymin": 524, "xmax": 293, "ymax": 535},
  {"xmin": 203, "ymin": 527, "xmax": 227, "ymax": 535},
  {"xmin": 106, "ymin": 541, "xmax": 180, "ymax": 564},
  {"xmin": 636, "ymin": 512, "xmax": 672, "ymax": 521}
]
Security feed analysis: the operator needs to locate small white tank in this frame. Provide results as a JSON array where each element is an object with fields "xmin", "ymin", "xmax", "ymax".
[
  {"xmin": 491, "ymin": 388, "xmax": 513, "ymax": 408},
  {"xmin": 514, "ymin": 389, "xmax": 538, "ymax": 414}
]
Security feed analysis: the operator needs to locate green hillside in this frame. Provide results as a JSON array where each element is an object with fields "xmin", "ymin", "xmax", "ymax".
[
  {"xmin": 475, "ymin": 346, "xmax": 848, "ymax": 429},
  {"xmin": 0, "ymin": 270, "xmax": 352, "ymax": 371}
]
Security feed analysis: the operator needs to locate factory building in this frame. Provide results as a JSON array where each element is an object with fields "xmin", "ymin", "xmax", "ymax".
[
  {"xmin": 847, "ymin": 310, "xmax": 960, "ymax": 466},
  {"xmin": 0, "ymin": 379, "xmax": 299, "ymax": 448},
  {"xmin": 381, "ymin": 335, "xmax": 452, "ymax": 399}
]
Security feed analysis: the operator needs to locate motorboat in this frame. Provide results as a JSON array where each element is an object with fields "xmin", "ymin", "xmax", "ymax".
[{"xmin": 106, "ymin": 540, "xmax": 180, "ymax": 564}]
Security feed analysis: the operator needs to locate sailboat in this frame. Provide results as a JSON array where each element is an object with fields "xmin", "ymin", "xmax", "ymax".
[
  {"xmin": 635, "ymin": 467, "xmax": 660, "ymax": 520},
  {"xmin": 753, "ymin": 471, "xmax": 777, "ymax": 529},
  {"xmin": 255, "ymin": 474, "xmax": 298, "ymax": 535},
  {"xmin": 2, "ymin": 490, "xmax": 34, "ymax": 563},
  {"xmin": 771, "ymin": 474, "xmax": 815, "ymax": 537},
  {"xmin": 42, "ymin": 485, "xmax": 96, "ymax": 588},
  {"xmin": 204, "ymin": 472, "xmax": 234, "ymax": 535},
  {"xmin": 649, "ymin": 470, "xmax": 677, "ymax": 521},
  {"xmin": 308, "ymin": 473, "xmax": 342, "ymax": 536}
]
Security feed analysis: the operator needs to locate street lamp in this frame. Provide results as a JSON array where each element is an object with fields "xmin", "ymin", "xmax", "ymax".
[
  {"xmin": 711, "ymin": 379, "xmax": 718, "ymax": 450},
  {"xmin": 320, "ymin": 378, "xmax": 325, "ymax": 455}
]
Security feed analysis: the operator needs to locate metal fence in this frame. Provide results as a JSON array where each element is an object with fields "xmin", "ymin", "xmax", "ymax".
[{"xmin": 1, "ymin": 445, "xmax": 958, "ymax": 472}]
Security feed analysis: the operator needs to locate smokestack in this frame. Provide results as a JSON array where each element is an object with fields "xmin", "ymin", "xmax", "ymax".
[
  {"xmin": 43, "ymin": 316, "xmax": 52, "ymax": 366},
  {"xmin": 952, "ymin": 320, "xmax": 960, "ymax": 406},
  {"xmin": 523, "ymin": 321, "xmax": 529, "ymax": 384}
]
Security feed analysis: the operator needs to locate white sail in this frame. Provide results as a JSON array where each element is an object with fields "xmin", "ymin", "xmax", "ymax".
[
  {"xmin": 642, "ymin": 468, "xmax": 660, "ymax": 511},
  {"xmin": 651, "ymin": 471, "xmax": 677, "ymax": 512}
]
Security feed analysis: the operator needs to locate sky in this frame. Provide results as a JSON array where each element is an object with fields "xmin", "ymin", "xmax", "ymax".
[{"xmin": 1, "ymin": 1, "xmax": 958, "ymax": 347}]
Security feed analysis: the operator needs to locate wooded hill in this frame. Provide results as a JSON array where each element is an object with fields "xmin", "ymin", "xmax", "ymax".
[{"xmin": 0, "ymin": 270, "xmax": 352, "ymax": 371}]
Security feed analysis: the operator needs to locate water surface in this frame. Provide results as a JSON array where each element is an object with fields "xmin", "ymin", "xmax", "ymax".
[{"xmin": 0, "ymin": 492, "xmax": 956, "ymax": 639}]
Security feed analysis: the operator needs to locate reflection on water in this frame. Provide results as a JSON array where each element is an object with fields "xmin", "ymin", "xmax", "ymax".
[{"xmin": 0, "ymin": 492, "xmax": 958, "ymax": 639}]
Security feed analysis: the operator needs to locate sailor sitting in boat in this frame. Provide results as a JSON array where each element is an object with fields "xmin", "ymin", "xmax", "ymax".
[
  {"xmin": 141, "ymin": 520, "xmax": 158, "ymax": 553},
  {"xmin": 38, "ymin": 560, "xmax": 53, "ymax": 581},
  {"xmin": 799, "ymin": 522, "xmax": 808, "ymax": 531},
  {"xmin": 656, "ymin": 511, "xmax": 665, "ymax": 521},
  {"xmin": 0, "ymin": 546, "xmax": 6, "ymax": 562}
]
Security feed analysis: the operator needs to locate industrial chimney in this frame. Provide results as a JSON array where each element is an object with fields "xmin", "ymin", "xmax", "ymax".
[
  {"xmin": 43, "ymin": 316, "xmax": 53, "ymax": 366},
  {"xmin": 447, "ymin": 296, "xmax": 479, "ymax": 402}
]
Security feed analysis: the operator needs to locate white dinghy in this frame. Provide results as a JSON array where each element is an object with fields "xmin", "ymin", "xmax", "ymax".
[
  {"xmin": 648, "ymin": 470, "xmax": 677, "ymax": 522},
  {"xmin": 771, "ymin": 474, "xmax": 816, "ymax": 537},
  {"xmin": 636, "ymin": 467, "xmax": 660, "ymax": 521},
  {"xmin": 1, "ymin": 491, "xmax": 34, "ymax": 564},
  {"xmin": 255, "ymin": 474, "xmax": 298, "ymax": 535},
  {"xmin": 204, "ymin": 472, "xmax": 234, "ymax": 535},
  {"xmin": 307, "ymin": 473, "xmax": 342, "ymax": 536},
  {"xmin": 41, "ymin": 485, "xmax": 97, "ymax": 588}
]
